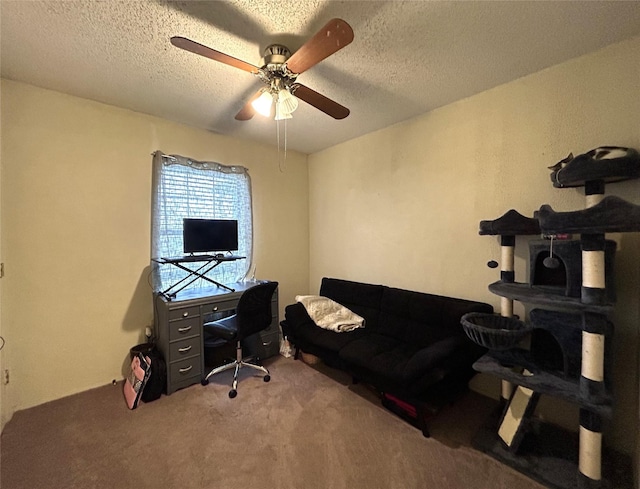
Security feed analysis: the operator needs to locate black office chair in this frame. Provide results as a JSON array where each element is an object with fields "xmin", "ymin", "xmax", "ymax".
[{"xmin": 201, "ymin": 281, "xmax": 278, "ymax": 398}]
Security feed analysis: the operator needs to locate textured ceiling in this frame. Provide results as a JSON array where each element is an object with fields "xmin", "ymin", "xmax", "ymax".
[{"xmin": 2, "ymin": 1, "xmax": 640, "ymax": 154}]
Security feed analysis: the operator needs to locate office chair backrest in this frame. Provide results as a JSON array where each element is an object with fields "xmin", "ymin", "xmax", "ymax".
[{"xmin": 235, "ymin": 281, "xmax": 279, "ymax": 341}]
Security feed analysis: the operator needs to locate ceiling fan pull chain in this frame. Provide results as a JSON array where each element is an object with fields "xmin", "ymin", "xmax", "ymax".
[
  {"xmin": 276, "ymin": 116, "xmax": 281, "ymax": 165},
  {"xmin": 282, "ymin": 119, "xmax": 287, "ymax": 172}
]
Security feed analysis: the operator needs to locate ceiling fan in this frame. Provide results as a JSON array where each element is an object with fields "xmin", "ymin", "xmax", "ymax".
[{"xmin": 170, "ymin": 18, "xmax": 353, "ymax": 121}]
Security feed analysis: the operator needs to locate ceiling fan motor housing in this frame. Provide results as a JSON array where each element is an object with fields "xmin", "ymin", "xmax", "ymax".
[{"xmin": 263, "ymin": 44, "xmax": 291, "ymax": 68}]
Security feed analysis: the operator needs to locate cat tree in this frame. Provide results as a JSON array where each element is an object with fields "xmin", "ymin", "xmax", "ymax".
[{"xmin": 462, "ymin": 147, "xmax": 640, "ymax": 488}]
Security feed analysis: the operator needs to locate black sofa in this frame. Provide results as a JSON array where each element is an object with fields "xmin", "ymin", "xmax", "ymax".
[{"xmin": 281, "ymin": 277, "xmax": 493, "ymax": 436}]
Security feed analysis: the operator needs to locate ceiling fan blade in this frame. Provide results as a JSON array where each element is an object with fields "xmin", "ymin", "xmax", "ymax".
[
  {"xmin": 293, "ymin": 84, "xmax": 350, "ymax": 120},
  {"xmin": 235, "ymin": 90, "xmax": 263, "ymax": 121},
  {"xmin": 171, "ymin": 36, "xmax": 258, "ymax": 73},
  {"xmin": 286, "ymin": 19, "xmax": 354, "ymax": 74}
]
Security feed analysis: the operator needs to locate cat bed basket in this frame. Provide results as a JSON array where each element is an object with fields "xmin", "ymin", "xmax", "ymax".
[{"xmin": 461, "ymin": 312, "xmax": 532, "ymax": 350}]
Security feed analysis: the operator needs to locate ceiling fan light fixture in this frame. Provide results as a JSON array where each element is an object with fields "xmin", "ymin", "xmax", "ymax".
[
  {"xmin": 252, "ymin": 90, "xmax": 274, "ymax": 117},
  {"xmin": 274, "ymin": 103, "xmax": 293, "ymax": 121},
  {"xmin": 277, "ymin": 88, "xmax": 299, "ymax": 114}
]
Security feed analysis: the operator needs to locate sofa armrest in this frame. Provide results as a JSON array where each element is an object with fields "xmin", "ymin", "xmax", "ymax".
[
  {"xmin": 283, "ymin": 302, "xmax": 315, "ymax": 338},
  {"xmin": 402, "ymin": 336, "xmax": 470, "ymax": 380}
]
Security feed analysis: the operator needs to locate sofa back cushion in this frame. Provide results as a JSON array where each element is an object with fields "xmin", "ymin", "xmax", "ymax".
[
  {"xmin": 378, "ymin": 286, "xmax": 493, "ymax": 347},
  {"xmin": 320, "ymin": 277, "xmax": 384, "ymax": 331}
]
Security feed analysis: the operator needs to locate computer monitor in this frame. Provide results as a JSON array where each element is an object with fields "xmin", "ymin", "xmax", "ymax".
[{"xmin": 182, "ymin": 218, "xmax": 238, "ymax": 254}]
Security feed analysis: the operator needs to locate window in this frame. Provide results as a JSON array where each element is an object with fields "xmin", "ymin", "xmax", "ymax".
[{"xmin": 151, "ymin": 151, "xmax": 252, "ymax": 292}]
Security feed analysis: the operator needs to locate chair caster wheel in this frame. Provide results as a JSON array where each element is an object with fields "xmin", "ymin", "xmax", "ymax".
[
  {"xmin": 229, "ymin": 389, "xmax": 237, "ymax": 399},
  {"xmin": 264, "ymin": 375, "xmax": 271, "ymax": 382},
  {"xmin": 201, "ymin": 379, "xmax": 209, "ymax": 386}
]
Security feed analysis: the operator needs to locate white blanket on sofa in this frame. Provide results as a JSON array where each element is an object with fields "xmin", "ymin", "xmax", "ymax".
[{"xmin": 295, "ymin": 295, "xmax": 365, "ymax": 332}]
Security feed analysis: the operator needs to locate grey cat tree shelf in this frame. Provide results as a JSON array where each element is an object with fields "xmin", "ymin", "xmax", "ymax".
[
  {"xmin": 537, "ymin": 196, "xmax": 640, "ymax": 234},
  {"xmin": 479, "ymin": 209, "xmax": 541, "ymax": 236},
  {"xmin": 549, "ymin": 146, "xmax": 640, "ymax": 188},
  {"xmin": 486, "ymin": 281, "xmax": 614, "ymax": 314},
  {"xmin": 474, "ymin": 352, "xmax": 612, "ymax": 418},
  {"xmin": 468, "ymin": 146, "xmax": 640, "ymax": 489}
]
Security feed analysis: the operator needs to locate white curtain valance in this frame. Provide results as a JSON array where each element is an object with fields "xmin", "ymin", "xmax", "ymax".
[{"xmin": 155, "ymin": 151, "xmax": 249, "ymax": 175}]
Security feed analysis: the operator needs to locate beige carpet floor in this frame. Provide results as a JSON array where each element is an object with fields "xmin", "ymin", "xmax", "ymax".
[{"xmin": 1, "ymin": 355, "xmax": 545, "ymax": 489}]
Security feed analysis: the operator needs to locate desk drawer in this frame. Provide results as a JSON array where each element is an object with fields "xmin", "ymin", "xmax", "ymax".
[
  {"xmin": 168, "ymin": 306, "xmax": 200, "ymax": 321},
  {"xmin": 169, "ymin": 357, "xmax": 201, "ymax": 380},
  {"xmin": 169, "ymin": 336, "xmax": 201, "ymax": 360},
  {"xmin": 261, "ymin": 318, "xmax": 279, "ymax": 335},
  {"xmin": 256, "ymin": 330, "xmax": 280, "ymax": 360},
  {"xmin": 200, "ymin": 299, "xmax": 237, "ymax": 315},
  {"xmin": 169, "ymin": 317, "xmax": 200, "ymax": 341}
]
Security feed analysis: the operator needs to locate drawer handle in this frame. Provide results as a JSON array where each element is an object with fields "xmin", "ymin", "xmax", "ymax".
[
  {"xmin": 178, "ymin": 345, "xmax": 192, "ymax": 353},
  {"xmin": 211, "ymin": 306, "xmax": 218, "ymax": 312},
  {"xmin": 177, "ymin": 325, "xmax": 192, "ymax": 333},
  {"xmin": 182, "ymin": 311, "xmax": 189, "ymax": 318},
  {"xmin": 178, "ymin": 365, "xmax": 193, "ymax": 374},
  {"xmin": 262, "ymin": 341, "xmax": 273, "ymax": 347}
]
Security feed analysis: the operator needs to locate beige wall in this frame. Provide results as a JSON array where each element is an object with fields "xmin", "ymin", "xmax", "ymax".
[
  {"xmin": 0, "ymin": 79, "xmax": 309, "ymax": 425},
  {"xmin": 308, "ymin": 36, "xmax": 640, "ymax": 456}
]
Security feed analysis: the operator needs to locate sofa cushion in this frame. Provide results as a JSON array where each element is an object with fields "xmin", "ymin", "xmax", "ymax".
[
  {"xmin": 339, "ymin": 333, "xmax": 472, "ymax": 383},
  {"xmin": 320, "ymin": 278, "xmax": 384, "ymax": 330},
  {"xmin": 402, "ymin": 336, "xmax": 467, "ymax": 380},
  {"xmin": 338, "ymin": 333, "xmax": 414, "ymax": 382},
  {"xmin": 297, "ymin": 319, "xmax": 367, "ymax": 352},
  {"xmin": 378, "ymin": 287, "xmax": 493, "ymax": 347},
  {"xmin": 284, "ymin": 302, "xmax": 366, "ymax": 353}
]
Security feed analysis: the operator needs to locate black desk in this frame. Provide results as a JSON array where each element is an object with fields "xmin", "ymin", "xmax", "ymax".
[{"xmin": 153, "ymin": 255, "xmax": 246, "ymax": 298}]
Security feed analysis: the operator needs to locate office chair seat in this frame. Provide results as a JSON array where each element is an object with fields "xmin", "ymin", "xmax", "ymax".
[
  {"xmin": 201, "ymin": 281, "xmax": 278, "ymax": 398},
  {"xmin": 205, "ymin": 315, "xmax": 238, "ymax": 341}
]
